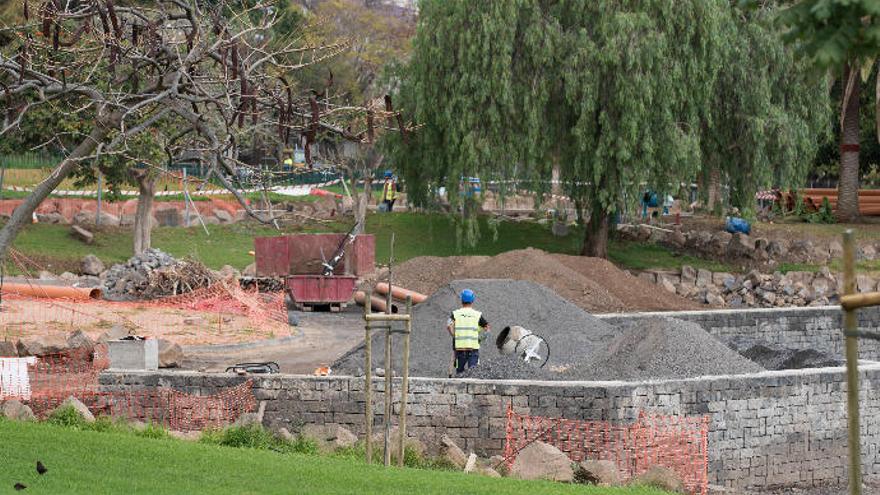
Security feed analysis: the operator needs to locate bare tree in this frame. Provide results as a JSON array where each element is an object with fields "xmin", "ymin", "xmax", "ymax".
[{"xmin": 0, "ymin": 0, "xmax": 388, "ymax": 257}]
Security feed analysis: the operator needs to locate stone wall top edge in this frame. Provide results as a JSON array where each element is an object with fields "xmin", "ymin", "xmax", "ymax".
[{"xmin": 594, "ymin": 305, "xmax": 842, "ymax": 319}]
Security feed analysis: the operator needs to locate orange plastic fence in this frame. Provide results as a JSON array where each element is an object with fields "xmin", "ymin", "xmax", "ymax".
[
  {"xmin": 504, "ymin": 404, "xmax": 709, "ymax": 495},
  {"xmin": 2, "ymin": 346, "xmax": 255, "ymax": 431}
]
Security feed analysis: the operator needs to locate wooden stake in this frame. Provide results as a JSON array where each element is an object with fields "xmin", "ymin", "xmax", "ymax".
[
  {"xmin": 843, "ymin": 229, "xmax": 862, "ymax": 495},
  {"xmin": 398, "ymin": 295, "xmax": 412, "ymax": 468},
  {"xmin": 364, "ymin": 290, "xmax": 372, "ymax": 465}
]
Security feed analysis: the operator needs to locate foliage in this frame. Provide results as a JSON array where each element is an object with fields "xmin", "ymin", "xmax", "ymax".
[
  {"xmin": 199, "ymin": 424, "xmax": 318, "ymax": 455},
  {"xmin": 46, "ymin": 405, "xmax": 89, "ymax": 429},
  {"xmin": 804, "ymin": 197, "xmax": 837, "ymax": 224},
  {"xmin": 777, "ymin": 0, "xmax": 880, "ymax": 69}
]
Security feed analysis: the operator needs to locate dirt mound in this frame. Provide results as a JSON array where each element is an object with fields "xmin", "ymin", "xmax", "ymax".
[
  {"xmin": 333, "ymin": 279, "xmax": 620, "ymax": 379},
  {"xmin": 567, "ymin": 318, "xmax": 764, "ymax": 381},
  {"xmin": 391, "ymin": 248, "xmax": 698, "ymax": 313}
]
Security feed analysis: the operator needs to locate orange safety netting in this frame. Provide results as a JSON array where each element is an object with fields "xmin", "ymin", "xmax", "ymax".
[
  {"xmin": 504, "ymin": 404, "xmax": 709, "ymax": 495},
  {"xmin": 5, "ymin": 345, "xmax": 255, "ymax": 431}
]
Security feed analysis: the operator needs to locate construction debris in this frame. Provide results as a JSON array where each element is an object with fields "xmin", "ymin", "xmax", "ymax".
[{"xmin": 103, "ymin": 249, "xmax": 217, "ymax": 301}]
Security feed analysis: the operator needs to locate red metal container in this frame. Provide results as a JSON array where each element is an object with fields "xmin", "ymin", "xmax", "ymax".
[
  {"xmin": 254, "ymin": 234, "xmax": 375, "ymax": 277},
  {"xmin": 285, "ymin": 275, "xmax": 357, "ymax": 308}
]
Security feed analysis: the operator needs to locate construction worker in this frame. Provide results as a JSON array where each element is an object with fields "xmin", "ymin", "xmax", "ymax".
[
  {"xmin": 446, "ymin": 289, "xmax": 490, "ymax": 374},
  {"xmin": 381, "ymin": 170, "xmax": 399, "ymax": 212}
]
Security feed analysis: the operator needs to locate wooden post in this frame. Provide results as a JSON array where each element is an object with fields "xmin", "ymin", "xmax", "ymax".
[
  {"xmin": 383, "ymin": 323, "xmax": 393, "ymax": 467},
  {"xmin": 843, "ymin": 229, "xmax": 862, "ymax": 495},
  {"xmin": 364, "ymin": 289, "xmax": 373, "ymax": 465},
  {"xmin": 398, "ymin": 295, "xmax": 412, "ymax": 467}
]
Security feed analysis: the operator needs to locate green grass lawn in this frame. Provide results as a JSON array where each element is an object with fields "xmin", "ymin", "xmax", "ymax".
[
  {"xmin": 8, "ymin": 211, "xmax": 740, "ymax": 274},
  {"xmin": 0, "ymin": 419, "xmax": 671, "ymax": 495}
]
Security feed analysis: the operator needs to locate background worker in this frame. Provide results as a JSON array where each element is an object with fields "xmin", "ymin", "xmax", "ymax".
[
  {"xmin": 446, "ymin": 289, "xmax": 490, "ymax": 374},
  {"xmin": 381, "ymin": 170, "xmax": 399, "ymax": 212}
]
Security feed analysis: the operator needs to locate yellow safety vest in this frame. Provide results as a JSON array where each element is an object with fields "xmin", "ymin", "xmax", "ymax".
[
  {"xmin": 383, "ymin": 180, "xmax": 397, "ymax": 201},
  {"xmin": 453, "ymin": 307, "xmax": 482, "ymax": 350}
]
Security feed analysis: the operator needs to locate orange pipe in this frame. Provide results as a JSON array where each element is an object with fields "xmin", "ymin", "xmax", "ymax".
[
  {"xmin": 1, "ymin": 283, "xmax": 102, "ymax": 300},
  {"xmin": 354, "ymin": 291, "xmax": 399, "ymax": 313},
  {"xmin": 374, "ymin": 283, "xmax": 427, "ymax": 304}
]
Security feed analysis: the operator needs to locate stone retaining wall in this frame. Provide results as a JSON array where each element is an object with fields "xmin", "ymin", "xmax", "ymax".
[
  {"xmin": 101, "ymin": 366, "xmax": 880, "ymax": 491},
  {"xmin": 598, "ymin": 306, "xmax": 880, "ymax": 360}
]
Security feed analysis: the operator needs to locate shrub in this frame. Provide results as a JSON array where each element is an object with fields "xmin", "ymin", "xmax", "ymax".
[{"xmin": 46, "ymin": 406, "xmax": 87, "ymax": 429}]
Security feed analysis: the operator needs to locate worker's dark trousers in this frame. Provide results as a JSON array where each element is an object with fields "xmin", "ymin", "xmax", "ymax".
[
  {"xmin": 383, "ymin": 199, "xmax": 396, "ymax": 212},
  {"xmin": 455, "ymin": 349, "xmax": 479, "ymax": 374}
]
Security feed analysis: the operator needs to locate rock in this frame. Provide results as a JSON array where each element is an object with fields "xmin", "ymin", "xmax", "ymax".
[
  {"xmin": 38, "ymin": 270, "xmax": 56, "ymax": 280},
  {"xmin": 695, "ymin": 269, "xmax": 712, "ymax": 288},
  {"xmin": 668, "ymin": 229, "xmax": 686, "ymax": 248},
  {"xmin": 676, "ymin": 284, "xmax": 696, "ymax": 298},
  {"xmin": 509, "ymin": 441, "xmax": 574, "ymax": 482},
  {"xmin": 861, "ymin": 245, "xmax": 878, "ymax": 260},
  {"xmin": 70, "ymin": 225, "xmax": 94, "ymax": 244},
  {"xmin": 636, "ymin": 225, "xmax": 652, "ymax": 241},
  {"xmin": 789, "ymin": 240, "xmax": 815, "ymax": 260},
  {"xmin": 574, "ymin": 459, "xmax": 621, "ymax": 486},
  {"xmin": 59, "ymin": 272, "xmax": 78, "ymax": 281},
  {"xmin": 274, "ymin": 427, "xmax": 295, "ymax": 442},
  {"xmin": 767, "ymin": 240, "xmax": 788, "ymax": 258},
  {"xmin": 708, "ymin": 231, "xmax": 732, "ymax": 256},
  {"xmin": 639, "ymin": 272, "xmax": 657, "ymax": 284},
  {"xmin": 56, "ymin": 396, "xmax": 95, "ymax": 423},
  {"xmin": 633, "ymin": 466, "xmax": 686, "ymax": 494},
  {"xmin": 812, "ymin": 277, "xmax": 834, "ymax": 297},
  {"xmin": 0, "ymin": 340, "xmax": 16, "ymax": 356},
  {"xmin": 754, "ymin": 237, "xmax": 769, "ymax": 252},
  {"xmin": 464, "ymin": 453, "xmax": 478, "ymax": 473},
  {"xmin": 67, "ymin": 330, "xmax": 94, "ymax": 351},
  {"xmin": 243, "ymin": 263, "xmax": 257, "ymax": 277},
  {"xmin": 658, "ymin": 276, "xmax": 677, "ymax": 294},
  {"xmin": 81, "ymin": 255, "xmax": 105, "ymax": 276},
  {"xmin": 98, "ymin": 324, "xmax": 129, "ymax": 343},
  {"xmin": 829, "ymin": 241, "xmax": 844, "ymax": 258},
  {"xmin": 214, "ymin": 209, "xmax": 234, "ymax": 223},
  {"xmin": 745, "ymin": 269, "xmax": 764, "ymax": 287},
  {"xmin": 727, "ymin": 233, "xmax": 755, "ymax": 259},
  {"xmin": 478, "ymin": 466, "xmax": 502, "ymax": 478},
  {"xmin": 370, "ymin": 426, "xmax": 423, "ymax": 459},
  {"xmin": 155, "ymin": 208, "xmax": 181, "ymax": 227},
  {"xmin": 219, "ymin": 265, "xmax": 240, "ymax": 280},
  {"xmin": 36, "ymin": 212, "xmax": 66, "ymax": 224},
  {"xmin": 680, "ymin": 265, "xmax": 697, "ymax": 285},
  {"xmin": 858, "ymin": 275, "xmax": 875, "ymax": 293},
  {"xmin": 439, "ymin": 434, "xmax": 469, "ymax": 469},
  {"xmin": 705, "ymin": 292, "xmax": 725, "ymax": 306},
  {"xmin": 760, "ymin": 291, "xmax": 777, "ymax": 305},
  {"xmin": 16, "ymin": 335, "xmax": 67, "ymax": 356},
  {"xmin": 1, "ymin": 400, "xmax": 35, "ymax": 421},
  {"xmin": 158, "ymin": 339, "xmax": 183, "ymax": 368},
  {"xmin": 301, "ymin": 425, "xmax": 358, "ymax": 453},
  {"xmin": 232, "ymin": 412, "xmax": 262, "ymax": 428},
  {"xmin": 648, "ymin": 229, "xmax": 667, "ymax": 244},
  {"xmin": 73, "ymin": 211, "xmax": 119, "ymax": 226}
]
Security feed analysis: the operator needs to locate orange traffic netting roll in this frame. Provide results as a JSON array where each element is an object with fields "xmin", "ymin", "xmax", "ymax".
[
  {"xmin": 0, "ymin": 346, "xmax": 256, "ymax": 431},
  {"xmin": 503, "ymin": 404, "xmax": 709, "ymax": 495}
]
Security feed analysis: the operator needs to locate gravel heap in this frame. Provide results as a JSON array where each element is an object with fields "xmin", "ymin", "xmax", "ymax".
[
  {"xmin": 566, "ymin": 318, "xmax": 764, "ymax": 381},
  {"xmin": 103, "ymin": 249, "xmax": 216, "ymax": 301},
  {"xmin": 333, "ymin": 279, "xmax": 620, "ymax": 379},
  {"xmin": 390, "ymin": 248, "xmax": 698, "ymax": 313},
  {"xmin": 723, "ymin": 336, "xmax": 841, "ymax": 370}
]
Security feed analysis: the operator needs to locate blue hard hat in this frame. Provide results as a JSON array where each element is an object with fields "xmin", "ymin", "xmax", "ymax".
[
  {"xmin": 460, "ymin": 289, "xmax": 475, "ymax": 304},
  {"xmin": 384, "ymin": 170, "xmax": 393, "ymax": 178}
]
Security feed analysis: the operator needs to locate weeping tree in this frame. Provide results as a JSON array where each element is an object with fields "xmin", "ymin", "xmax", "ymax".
[{"xmin": 388, "ymin": 0, "xmax": 830, "ymax": 257}]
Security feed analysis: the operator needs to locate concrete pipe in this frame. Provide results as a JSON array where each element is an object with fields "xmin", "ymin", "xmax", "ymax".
[
  {"xmin": 1, "ymin": 283, "xmax": 102, "ymax": 300},
  {"xmin": 496, "ymin": 325, "xmax": 548, "ymax": 367},
  {"xmin": 354, "ymin": 291, "xmax": 399, "ymax": 313},
  {"xmin": 374, "ymin": 283, "xmax": 427, "ymax": 304}
]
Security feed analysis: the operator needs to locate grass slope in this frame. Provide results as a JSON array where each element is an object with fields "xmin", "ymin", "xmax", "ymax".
[
  {"xmin": 0, "ymin": 420, "xmax": 671, "ymax": 495},
  {"xmin": 9, "ymin": 212, "xmax": 734, "ymax": 274}
]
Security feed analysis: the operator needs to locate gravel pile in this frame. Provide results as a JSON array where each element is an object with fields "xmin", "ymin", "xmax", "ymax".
[
  {"xmin": 103, "ymin": 249, "xmax": 216, "ymax": 301},
  {"xmin": 391, "ymin": 248, "xmax": 698, "ymax": 313},
  {"xmin": 333, "ymin": 279, "xmax": 620, "ymax": 379},
  {"xmin": 566, "ymin": 318, "xmax": 764, "ymax": 381},
  {"xmin": 724, "ymin": 337, "xmax": 841, "ymax": 370}
]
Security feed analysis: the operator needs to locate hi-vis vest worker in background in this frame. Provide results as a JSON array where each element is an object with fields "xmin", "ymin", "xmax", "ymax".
[
  {"xmin": 446, "ymin": 289, "xmax": 490, "ymax": 374},
  {"xmin": 381, "ymin": 170, "xmax": 399, "ymax": 212}
]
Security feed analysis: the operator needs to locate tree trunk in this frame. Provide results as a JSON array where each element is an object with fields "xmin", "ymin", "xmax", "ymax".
[
  {"xmin": 581, "ymin": 205, "xmax": 610, "ymax": 258},
  {"xmin": 355, "ymin": 175, "xmax": 371, "ymax": 233},
  {"xmin": 0, "ymin": 116, "xmax": 116, "ymax": 261},
  {"xmin": 837, "ymin": 62, "xmax": 861, "ymax": 223},
  {"xmin": 551, "ymin": 162, "xmax": 562, "ymax": 197},
  {"xmin": 706, "ymin": 167, "xmax": 721, "ymax": 214},
  {"xmin": 132, "ymin": 170, "xmax": 155, "ymax": 255}
]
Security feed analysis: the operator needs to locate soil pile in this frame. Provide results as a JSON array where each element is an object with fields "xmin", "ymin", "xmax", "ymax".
[
  {"xmin": 390, "ymin": 248, "xmax": 698, "ymax": 313},
  {"xmin": 567, "ymin": 318, "xmax": 764, "ymax": 381},
  {"xmin": 333, "ymin": 279, "xmax": 620, "ymax": 379}
]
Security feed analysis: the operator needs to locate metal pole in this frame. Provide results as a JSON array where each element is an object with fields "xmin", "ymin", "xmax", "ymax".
[
  {"xmin": 364, "ymin": 291, "xmax": 373, "ymax": 465},
  {"xmin": 383, "ymin": 323, "xmax": 393, "ymax": 467},
  {"xmin": 398, "ymin": 295, "xmax": 412, "ymax": 468},
  {"xmin": 183, "ymin": 168, "xmax": 190, "ymax": 227},
  {"xmin": 843, "ymin": 229, "xmax": 862, "ymax": 495}
]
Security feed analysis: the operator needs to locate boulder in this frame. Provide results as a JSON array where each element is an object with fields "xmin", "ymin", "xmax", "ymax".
[
  {"xmin": 658, "ymin": 276, "xmax": 677, "ymax": 294},
  {"xmin": 861, "ymin": 245, "xmax": 878, "ymax": 260},
  {"xmin": 705, "ymin": 292, "xmax": 725, "ymax": 306},
  {"xmin": 754, "ymin": 237, "xmax": 770, "ymax": 252},
  {"xmin": 155, "ymin": 208, "xmax": 181, "ymax": 227},
  {"xmin": 214, "ymin": 209, "xmax": 234, "ymax": 223},
  {"xmin": 242, "ymin": 263, "xmax": 257, "ymax": 277},
  {"xmin": 667, "ymin": 229, "xmax": 686, "ymax": 248},
  {"xmin": 36, "ymin": 212, "xmax": 66, "ymax": 224},
  {"xmin": 858, "ymin": 275, "xmax": 875, "ymax": 294},
  {"xmin": 274, "ymin": 427, "xmax": 295, "ymax": 442},
  {"xmin": 81, "ymin": 254, "xmax": 105, "ymax": 276},
  {"xmin": 759, "ymin": 291, "xmax": 777, "ymax": 305},
  {"xmin": 633, "ymin": 466, "xmax": 686, "ymax": 494},
  {"xmin": 680, "ymin": 265, "xmax": 697, "ymax": 286},
  {"xmin": 812, "ymin": 277, "xmax": 834, "ymax": 297},
  {"xmin": 56, "ymin": 396, "xmax": 95, "ymax": 423},
  {"xmin": 1, "ymin": 400, "xmax": 35, "ymax": 421},
  {"xmin": 695, "ymin": 269, "xmax": 712, "ymax": 288},
  {"xmin": 67, "ymin": 330, "xmax": 95, "ymax": 351},
  {"xmin": 574, "ymin": 459, "xmax": 621, "ymax": 486},
  {"xmin": 302, "ymin": 424, "xmax": 357, "ymax": 453},
  {"xmin": 439, "ymin": 434, "xmax": 469, "ymax": 469},
  {"xmin": 70, "ymin": 225, "xmax": 94, "ymax": 244},
  {"xmin": 73, "ymin": 211, "xmax": 119, "ymax": 226},
  {"xmin": 157, "ymin": 339, "xmax": 184, "ymax": 368},
  {"xmin": 767, "ymin": 240, "xmax": 788, "ymax": 258},
  {"xmin": 708, "ymin": 231, "xmax": 733, "ymax": 257},
  {"xmin": 0, "ymin": 340, "xmax": 16, "ymax": 356},
  {"xmin": 509, "ymin": 441, "xmax": 574, "ymax": 482},
  {"xmin": 478, "ymin": 466, "xmax": 502, "ymax": 478},
  {"xmin": 635, "ymin": 225, "xmax": 652, "ymax": 242},
  {"xmin": 370, "ymin": 427, "xmax": 424, "ymax": 459},
  {"xmin": 648, "ymin": 229, "xmax": 667, "ymax": 244},
  {"xmin": 727, "ymin": 233, "xmax": 755, "ymax": 259},
  {"xmin": 16, "ymin": 334, "xmax": 67, "ymax": 356},
  {"xmin": 789, "ymin": 240, "xmax": 815, "ymax": 260},
  {"xmin": 638, "ymin": 272, "xmax": 657, "ymax": 284}
]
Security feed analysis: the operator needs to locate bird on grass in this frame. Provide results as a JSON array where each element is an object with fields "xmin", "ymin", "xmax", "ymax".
[
  {"xmin": 36, "ymin": 461, "xmax": 47, "ymax": 475},
  {"xmin": 13, "ymin": 482, "xmax": 26, "ymax": 490}
]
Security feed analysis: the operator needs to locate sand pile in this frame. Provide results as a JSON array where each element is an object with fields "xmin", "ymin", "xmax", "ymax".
[
  {"xmin": 567, "ymin": 318, "xmax": 764, "ymax": 381},
  {"xmin": 333, "ymin": 279, "xmax": 620, "ymax": 379},
  {"xmin": 391, "ymin": 248, "xmax": 698, "ymax": 313}
]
